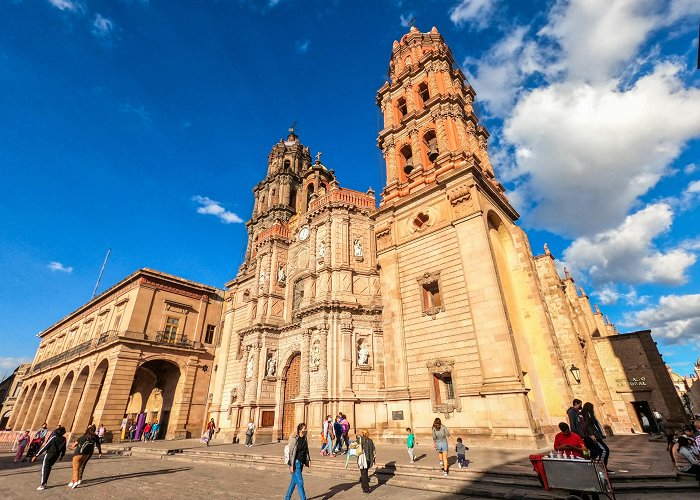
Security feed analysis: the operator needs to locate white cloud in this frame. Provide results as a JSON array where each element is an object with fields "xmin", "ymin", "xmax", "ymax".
[
  {"xmin": 295, "ymin": 39, "xmax": 310, "ymax": 54},
  {"xmin": 268, "ymin": 0, "xmax": 283, "ymax": 7},
  {"xmin": 592, "ymin": 284, "xmax": 649, "ymax": 306},
  {"xmin": 399, "ymin": 14, "xmax": 414, "ymax": 28},
  {"xmin": 449, "ymin": 0, "xmax": 498, "ymax": 30},
  {"xmin": 684, "ymin": 163, "xmax": 698, "ymax": 174},
  {"xmin": 47, "ymin": 0, "xmax": 84, "ymax": 12},
  {"xmin": 623, "ymin": 294, "xmax": 700, "ymax": 344},
  {"xmin": 505, "ymin": 63, "xmax": 700, "ymax": 236},
  {"xmin": 48, "ymin": 261, "xmax": 73, "ymax": 273},
  {"xmin": 120, "ymin": 103, "xmax": 151, "ymax": 124},
  {"xmin": 465, "ymin": 26, "xmax": 544, "ymax": 117},
  {"xmin": 562, "ymin": 203, "xmax": 697, "ymax": 286},
  {"xmin": 0, "ymin": 357, "xmax": 32, "ymax": 373},
  {"xmin": 192, "ymin": 195, "xmax": 243, "ymax": 224},
  {"xmin": 91, "ymin": 14, "xmax": 115, "ymax": 38}
]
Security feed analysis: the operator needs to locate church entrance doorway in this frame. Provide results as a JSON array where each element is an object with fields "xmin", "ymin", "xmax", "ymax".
[{"xmin": 282, "ymin": 354, "xmax": 301, "ymax": 439}]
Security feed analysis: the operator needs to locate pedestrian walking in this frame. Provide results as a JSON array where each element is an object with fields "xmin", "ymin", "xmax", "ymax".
[
  {"xmin": 641, "ymin": 414, "xmax": 650, "ymax": 433},
  {"xmin": 35, "ymin": 423, "xmax": 49, "ymax": 444},
  {"xmin": 142, "ymin": 421, "xmax": 152, "ymax": 442},
  {"xmin": 320, "ymin": 415, "xmax": 333, "ymax": 456},
  {"xmin": 652, "ymin": 409, "xmax": 666, "ymax": 434},
  {"xmin": 128, "ymin": 422, "xmax": 136, "ymax": 441},
  {"xmin": 14, "ymin": 430, "xmax": 30, "ymax": 463},
  {"xmin": 150, "ymin": 420, "xmax": 159, "ymax": 441},
  {"xmin": 97, "ymin": 424, "xmax": 106, "ymax": 457},
  {"xmin": 357, "ymin": 429, "xmax": 376, "ymax": 494},
  {"xmin": 285, "ymin": 422, "xmax": 310, "ymax": 500},
  {"xmin": 406, "ymin": 427, "xmax": 415, "ymax": 462},
  {"xmin": 432, "ymin": 417, "xmax": 450, "ymax": 476},
  {"xmin": 582, "ymin": 402, "xmax": 611, "ymax": 467},
  {"xmin": 206, "ymin": 418, "xmax": 216, "ymax": 446},
  {"xmin": 32, "ymin": 426, "xmax": 67, "ymax": 490},
  {"xmin": 69, "ymin": 427, "xmax": 97, "ymax": 488},
  {"xmin": 455, "ymin": 437, "xmax": 469, "ymax": 468},
  {"xmin": 340, "ymin": 413, "xmax": 351, "ymax": 452},
  {"xmin": 333, "ymin": 416, "xmax": 343, "ymax": 454},
  {"xmin": 245, "ymin": 418, "xmax": 255, "ymax": 447}
]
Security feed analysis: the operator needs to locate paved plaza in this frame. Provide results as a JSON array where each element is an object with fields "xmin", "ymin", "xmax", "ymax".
[{"xmin": 2, "ymin": 433, "xmax": 698, "ymax": 499}]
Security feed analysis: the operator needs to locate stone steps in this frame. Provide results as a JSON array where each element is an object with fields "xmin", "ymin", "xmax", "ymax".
[{"xmin": 105, "ymin": 444, "xmax": 700, "ymax": 497}]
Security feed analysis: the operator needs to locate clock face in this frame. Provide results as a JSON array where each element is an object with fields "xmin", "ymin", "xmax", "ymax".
[{"xmin": 299, "ymin": 226, "xmax": 310, "ymax": 241}]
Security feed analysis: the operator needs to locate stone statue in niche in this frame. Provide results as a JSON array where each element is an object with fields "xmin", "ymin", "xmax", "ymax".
[
  {"xmin": 318, "ymin": 241, "xmax": 326, "ymax": 258},
  {"xmin": 266, "ymin": 355, "xmax": 277, "ymax": 377},
  {"xmin": 354, "ymin": 239, "xmax": 363, "ymax": 257},
  {"xmin": 246, "ymin": 352, "xmax": 254, "ymax": 379},
  {"xmin": 310, "ymin": 343, "xmax": 320, "ymax": 368},
  {"xmin": 277, "ymin": 265, "xmax": 286, "ymax": 284},
  {"xmin": 230, "ymin": 387, "xmax": 237, "ymax": 403},
  {"xmin": 358, "ymin": 340, "xmax": 369, "ymax": 365},
  {"xmin": 259, "ymin": 270, "xmax": 266, "ymax": 287}
]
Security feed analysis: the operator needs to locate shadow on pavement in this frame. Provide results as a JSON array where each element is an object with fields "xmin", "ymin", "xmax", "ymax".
[
  {"xmin": 78, "ymin": 467, "xmax": 191, "ymax": 487},
  {"xmin": 308, "ymin": 480, "xmax": 357, "ymax": 499}
]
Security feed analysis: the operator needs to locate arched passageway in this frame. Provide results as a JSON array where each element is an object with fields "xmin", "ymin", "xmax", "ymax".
[
  {"xmin": 61, "ymin": 367, "xmax": 90, "ymax": 433},
  {"xmin": 31, "ymin": 376, "xmax": 60, "ymax": 430},
  {"xmin": 21, "ymin": 381, "xmax": 45, "ymax": 430},
  {"xmin": 72, "ymin": 360, "xmax": 109, "ymax": 432},
  {"xmin": 125, "ymin": 360, "xmax": 181, "ymax": 440},
  {"xmin": 46, "ymin": 371, "xmax": 74, "ymax": 428}
]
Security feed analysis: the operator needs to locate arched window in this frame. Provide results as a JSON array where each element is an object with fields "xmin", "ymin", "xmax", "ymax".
[
  {"xmin": 423, "ymin": 130, "xmax": 438, "ymax": 163},
  {"xmin": 284, "ymin": 159, "xmax": 291, "ymax": 170},
  {"xmin": 305, "ymin": 183, "xmax": 315, "ymax": 211},
  {"xmin": 396, "ymin": 97, "xmax": 407, "ymax": 120},
  {"xmin": 418, "ymin": 82, "xmax": 430, "ymax": 106},
  {"xmin": 289, "ymin": 187, "xmax": 297, "ymax": 210},
  {"xmin": 400, "ymin": 144, "xmax": 413, "ymax": 176}
]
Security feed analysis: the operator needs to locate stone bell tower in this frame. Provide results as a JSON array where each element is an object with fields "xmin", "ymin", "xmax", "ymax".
[{"xmin": 374, "ymin": 27, "xmax": 574, "ymax": 446}]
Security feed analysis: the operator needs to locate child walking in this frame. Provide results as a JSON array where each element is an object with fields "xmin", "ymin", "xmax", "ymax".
[
  {"xmin": 406, "ymin": 427, "xmax": 415, "ymax": 462},
  {"xmin": 455, "ymin": 437, "xmax": 469, "ymax": 468}
]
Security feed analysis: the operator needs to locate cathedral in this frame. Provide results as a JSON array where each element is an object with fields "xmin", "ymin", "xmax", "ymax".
[
  {"xmin": 9, "ymin": 26, "xmax": 687, "ymax": 448},
  {"xmin": 207, "ymin": 26, "xmax": 687, "ymax": 447}
]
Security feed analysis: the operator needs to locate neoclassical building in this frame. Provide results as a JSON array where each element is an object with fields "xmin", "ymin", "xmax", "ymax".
[
  {"xmin": 8, "ymin": 269, "xmax": 223, "ymax": 439},
  {"xmin": 207, "ymin": 26, "xmax": 686, "ymax": 447}
]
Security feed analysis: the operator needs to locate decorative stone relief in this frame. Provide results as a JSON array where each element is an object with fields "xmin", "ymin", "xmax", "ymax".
[
  {"xmin": 277, "ymin": 264, "xmax": 286, "ymax": 285},
  {"xmin": 266, "ymin": 352, "xmax": 277, "ymax": 378},
  {"xmin": 310, "ymin": 341, "xmax": 320, "ymax": 371},
  {"xmin": 357, "ymin": 339, "xmax": 369, "ymax": 366},
  {"xmin": 426, "ymin": 359, "xmax": 461, "ymax": 418},
  {"xmin": 245, "ymin": 351, "xmax": 254, "ymax": 380},
  {"xmin": 353, "ymin": 238, "xmax": 364, "ymax": 261},
  {"xmin": 447, "ymin": 183, "xmax": 477, "ymax": 218}
]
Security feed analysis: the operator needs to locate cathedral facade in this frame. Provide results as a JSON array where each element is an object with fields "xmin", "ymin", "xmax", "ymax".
[{"xmin": 207, "ymin": 27, "xmax": 687, "ymax": 447}]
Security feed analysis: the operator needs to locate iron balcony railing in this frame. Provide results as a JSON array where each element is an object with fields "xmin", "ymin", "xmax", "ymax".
[{"xmin": 154, "ymin": 331, "xmax": 192, "ymax": 347}]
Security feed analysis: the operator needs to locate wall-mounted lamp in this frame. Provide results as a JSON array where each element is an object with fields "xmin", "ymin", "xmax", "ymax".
[
  {"xmin": 201, "ymin": 365, "xmax": 209, "ymax": 373},
  {"xmin": 569, "ymin": 364, "xmax": 581, "ymax": 385}
]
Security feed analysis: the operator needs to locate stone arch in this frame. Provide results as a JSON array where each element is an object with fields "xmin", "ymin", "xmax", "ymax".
[
  {"xmin": 72, "ymin": 359, "xmax": 109, "ymax": 433},
  {"xmin": 61, "ymin": 365, "xmax": 90, "ymax": 433},
  {"xmin": 126, "ymin": 359, "xmax": 182, "ymax": 440},
  {"xmin": 7, "ymin": 385, "xmax": 31, "ymax": 430},
  {"xmin": 0, "ymin": 409, "xmax": 11, "ymax": 430},
  {"xmin": 47, "ymin": 371, "xmax": 74, "ymax": 428},
  {"xmin": 21, "ymin": 380, "xmax": 46, "ymax": 430},
  {"xmin": 31, "ymin": 375, "xmax": 61, "ymax": 430}
]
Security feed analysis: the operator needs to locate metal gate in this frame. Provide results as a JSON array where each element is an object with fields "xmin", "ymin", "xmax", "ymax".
[{"xmin": 282, "ymin": 354, "xmax": 301, "ymax": 439}]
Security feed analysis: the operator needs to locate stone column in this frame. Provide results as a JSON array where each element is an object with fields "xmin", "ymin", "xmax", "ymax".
[
  {"xmin": 384, "ymin": 142, "xmax": 398, "ymax": 184},
  {"xmin": 455, "ymin": 111, "xmax": 470, "ymax": 151},
  {"xmin": 409, "ymin": 129, "xmax": 423, "ymax": 171},
  {"xmin": 319, "ymin": 324, "xmax": 330, "ymax": 396},
  {"xmin": 300, "ymin": 330, "xmax": 311, "ymax": 398},
  {"xmin": 243, "ymin": 227, "xmax": 254, "ymax": 266},
  {"xmin": 404, "ymin": 83, "xmax": 416, "ymax": 114},
  {"xmin": 427, "ymin": 65, "xmax": 439, "ymax": 98},
  {"xmin": 7, "ymin": 387, "xmax": 29, "ymax": 430},
  {"xmin": 340, "ymin": 312, "xmax": 354, "ymax": 394},
  {"xmin": 372, "ymin": 321, "xmax": 385, "ymax": 390},
  {"xmin": 435, "ymin": 113, "xmax": 450, "ymax": 154},
  {"xmin": 381, "ymin": 97, "xmax": 394, "ymax": 128}
]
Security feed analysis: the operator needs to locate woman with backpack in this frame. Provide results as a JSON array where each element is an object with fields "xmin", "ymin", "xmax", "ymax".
[
  {"xmin": 357, "ymin": 429, "xmax": 376, "ymax": 494},
  {"xmin": 245, "ymin": 418, "xmax": 255, "ymax": 447},
  {"xmin": 284, "ymin": 422, "xmax": 310, "ymax": 500},
  {"xmin": 69, "ymin": 427, "xmax": 98, "ymax": 488}
]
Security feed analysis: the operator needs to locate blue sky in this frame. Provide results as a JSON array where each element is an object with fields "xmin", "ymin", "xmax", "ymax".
[{"xmin": 1, "ymin": 0, "xmax": 699, "ymax": 379}]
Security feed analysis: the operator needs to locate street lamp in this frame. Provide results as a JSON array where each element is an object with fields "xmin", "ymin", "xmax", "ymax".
[{"xmin": 570, "ymin": 364, "xmax": 581, "ymax": 385}]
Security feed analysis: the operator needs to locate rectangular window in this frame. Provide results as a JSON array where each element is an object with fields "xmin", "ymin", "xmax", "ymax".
[
  {"xmin": 261, "ymin": 411, "xmax": 275, "ymax": 428},
  {"xmin": 112, "ymin": 314, "xmax": 122, "ymax": 331},
  {"xmin": 422, "ymin": 281, "xmax": 442, "ymax": 310},
  {"xmin": 163, "ymin": 316, "xmax": 180, "ymax": 343},
  {"xmin": 433, "ymin": 373, "xmax": 455, "ymax": 404},
  {"xmin": 204, "ymin": 324, "xmax": 215, "ymax": 344}
]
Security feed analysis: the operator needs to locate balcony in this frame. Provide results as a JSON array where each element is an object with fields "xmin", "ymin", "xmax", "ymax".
[
  {"xmin": 154, "ymin": 331, "xmax": 193, "ymax": 348},
  {"xmin": 308, "ymin": 188, "xmax": 376, "ymax": 212}
]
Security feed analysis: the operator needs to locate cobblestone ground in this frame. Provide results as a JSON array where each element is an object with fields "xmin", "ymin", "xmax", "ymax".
[{"xmin": 0, "ymin": 454, "xmax": 464, "ymax": 499}]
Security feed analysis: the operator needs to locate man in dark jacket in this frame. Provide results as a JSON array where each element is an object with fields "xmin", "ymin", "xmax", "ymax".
[
  {"xmin": 567, "ymin": 399, "xmax": 586, "ymax": 437},
  {"xmin": 32, "ymin": 426, "xmax": 67, "ymax": 490},
  {"xmin": 285, "ymin": 423, "xmax": 310, "ymax": 500}
]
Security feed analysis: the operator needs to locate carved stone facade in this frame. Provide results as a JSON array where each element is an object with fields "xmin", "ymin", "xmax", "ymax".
[{"xmin": 206, "ymin": 26, "xmax": 686, "ymax": 448}]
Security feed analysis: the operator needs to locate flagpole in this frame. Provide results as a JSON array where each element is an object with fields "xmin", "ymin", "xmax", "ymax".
[{"xmin": 92, "ymin": 249, "xmax": 111, "ymax": 299}]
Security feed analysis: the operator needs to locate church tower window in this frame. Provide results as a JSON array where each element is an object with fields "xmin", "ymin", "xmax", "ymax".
[
  {"xmin": 418, "ymin": 82, "xmax": 430, "ymax": 107},
  {"xmin": 423, "ymin": 130, "xmax": 438, "ymax": 163},
  {"xmin": 400, "ymin": 144, "xmax": 413, "ymax": 176},
  {"xmin": 396, "ymin": 97, "xmax": 407, "ymax": 121}
]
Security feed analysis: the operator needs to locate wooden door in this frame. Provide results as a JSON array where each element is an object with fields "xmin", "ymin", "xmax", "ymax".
[{"xmin": 282, "ymin": 354, "xmax": 301, "ymax": 439}]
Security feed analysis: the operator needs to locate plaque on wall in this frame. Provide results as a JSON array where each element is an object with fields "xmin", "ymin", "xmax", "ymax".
[{"xmin": 391, "ymin": 411, "xmax": 404, "ymax": 421}]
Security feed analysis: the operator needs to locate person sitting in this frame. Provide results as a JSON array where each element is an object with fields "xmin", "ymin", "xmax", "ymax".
[
  {"xmin": 673, "ymin": 436, "xmax": 700, "ymax": 483},
  {"xmin": 553, "ymin": 422, "xmax": 584, "ymax": 458}
]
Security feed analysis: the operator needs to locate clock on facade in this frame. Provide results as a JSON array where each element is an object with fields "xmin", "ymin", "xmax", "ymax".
[{"xmin": 298, "ymin": 226, "xmax": 310, "ymax": 241}]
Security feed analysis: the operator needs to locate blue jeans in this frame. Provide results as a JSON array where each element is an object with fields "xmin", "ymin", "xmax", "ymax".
[
  {"xmin": 321, "ymin": 432, "xmax": 333, "ymax": 454},
  {"xmin": 285, "ymin": 460, "xmax": 306, "ymax": 500}
]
